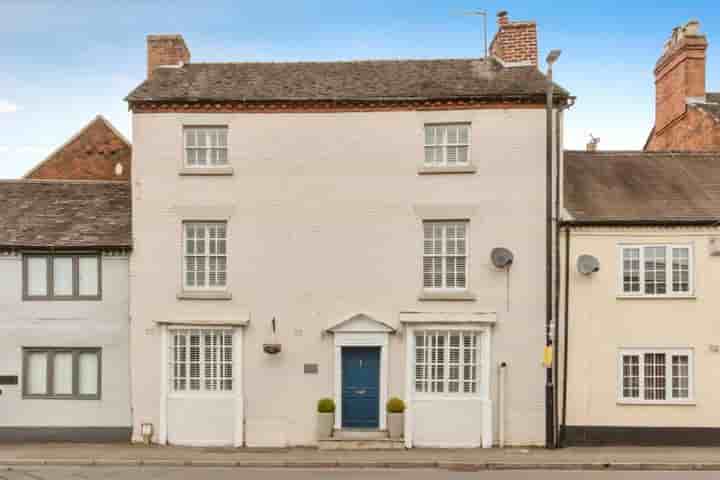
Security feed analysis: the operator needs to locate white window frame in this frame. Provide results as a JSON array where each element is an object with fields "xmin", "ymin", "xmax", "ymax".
[
  {"xmin": 617, "ymin": 244, "xmax": 694, "ymax": 297},
  {"xmin": 182, "ymin": 221, "xmax": 228, "ymax": 291},
  {"xmin": 423, "ymin": 123, "xmax": 471, "ymax": 167},
  {"xmin": 422, "ymin": 221, "xmax": 469, "ymax": 291},
  {"xmin": 183, "ymin": 126, "xmax": 229, "ymax": 168},
  {"xmin": 413, "ymin": 329, "xmax": 483, "ymax": 397},
  {"xmin": 168, "ymin": 327, "xmax": 234, "ymax": 397},
  {"xmin": 617, "ymin": 348, "xmax": 694, "ymax": 404}
]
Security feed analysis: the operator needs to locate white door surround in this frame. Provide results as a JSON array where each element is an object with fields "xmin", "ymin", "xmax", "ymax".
[
  {"xmin": 326, "ymin": 313, "xmax": 394, "ymax": 431},
  {"xmin": 158, "ymin": 322, "xmax": 246, "ymax": 447},
  {"xmin": 400, "ymin": 312, "xmax": 495, "ymax": 449}
]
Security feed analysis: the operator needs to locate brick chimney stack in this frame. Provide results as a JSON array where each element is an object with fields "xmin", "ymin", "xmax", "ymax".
[
  {"xmin": 653, "ymin": 20, "xmax": 708, "ymax": 132},
  {"xmin": 489, "ymin": 11, "xmax": 538, "ymax": 66},
  {"xmin": 147, "ymin": 34, "xmax": 190, "ymax": 78}
]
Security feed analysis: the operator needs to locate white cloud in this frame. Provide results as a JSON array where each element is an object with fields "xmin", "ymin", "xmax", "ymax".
[
  {"xmin": 0, "ymin": 146, "xmax": 9, "ymax": 153},
  {"xmin": 0, "ymin": 100, "xmax": 19, "ymax": 113}
]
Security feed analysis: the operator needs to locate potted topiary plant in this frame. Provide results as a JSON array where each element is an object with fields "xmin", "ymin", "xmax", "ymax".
[
  {"xmin": 317, "ymin": 398, "xmax": 335, "ymax": 440},
  {"xmin": 386, "ymin": 397, "xmax": 405, "ymax": 439}
]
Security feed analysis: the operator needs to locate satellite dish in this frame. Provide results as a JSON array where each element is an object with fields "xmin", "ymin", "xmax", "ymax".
[
  {"xmin": 577, "ymin": 255, "xmax": 600, "ymax": 275},
  {"xmin": 491, "ymin": 247, "xmax": 514, "ymax": 269}
]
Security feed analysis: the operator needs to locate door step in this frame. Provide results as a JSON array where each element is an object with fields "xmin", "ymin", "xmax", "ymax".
[{"xmin": 319, "ymin": 429, "xmax": 404, "ymax": 450}]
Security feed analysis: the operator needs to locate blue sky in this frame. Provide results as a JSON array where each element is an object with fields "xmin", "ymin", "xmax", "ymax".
[{"xmin": 1, "ymin": 0, "xmax": 718, "ymax": 178}]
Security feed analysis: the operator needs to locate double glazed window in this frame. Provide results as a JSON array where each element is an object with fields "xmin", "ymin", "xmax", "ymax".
[
  {"xmin": 184, "ymin": 127, "xmax": 228, "ymax": 167},
  {"xmin": 423, "ymin": 221, "xmax": 468, "ymax": 290},
  {"xmin": 183, "ymin": 222, "xmax": 227, "ymax": 290},
  {"xmin": 424, "ymin": 123, "xmax": 470, "ymax": 167},
  {"xmin": 24, "ymin": 254, "xmax": 100, "ymax": 300},
  {"xmin": 619, "ymin": 349, "xmax": 692, "ymax": 403},
  {"xmin": 23, "ymin": 348, "xmax": 101, "ymax": 400},
  {"xmin": 620, "ymin": 245, "xmax": 692, "ymax": 296},
  {"xmin": 414, "ymin": 330, "xmax": 481, "ymax": 394},
  {"xmin": 169, "ymin": 329, "xmax": 234, "ymax": 393}
]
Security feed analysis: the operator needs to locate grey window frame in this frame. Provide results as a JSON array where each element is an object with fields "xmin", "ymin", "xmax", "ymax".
[
  {"xmin": 22, "ymin": 347, "xmax": 102, "ymax": 400},
  {"xmin": 22, "ymin": 253, "xmax": 102, "ymax": 301}
]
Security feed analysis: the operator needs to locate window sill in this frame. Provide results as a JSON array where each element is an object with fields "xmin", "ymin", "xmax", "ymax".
[
  {"xmin": 617, "ymin": 400, "xmax": 696, "ymax": 406},
  {"xmin": 616, "ymin": 295, "xmax": 696, "ymax": 300},
  {"xmin": 417, "ymin": 165, "xmax": 477, "ymax": 175},
  {"xmin": 418, "ymin": 290, "xmax": 477, "ymax": 301},
  {"xmin": 179, "ymin": 167, "xmax": 234, "ymax": 176},
  {"xmin": 177, "ymin": 291, "xmax": 233, "ymax": 301}
]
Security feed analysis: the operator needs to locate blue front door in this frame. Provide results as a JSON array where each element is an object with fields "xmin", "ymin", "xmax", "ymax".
[{"xmin": 341, "ymin": 347, "xmax": 380, "ymax": 428}]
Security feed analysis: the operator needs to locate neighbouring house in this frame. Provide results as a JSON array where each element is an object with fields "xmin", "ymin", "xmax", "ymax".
[
  {"xmin": 0, "ymin": 180, "xmax": 132, "ymax": 442},
  {"xmin": 126, "ymin": 11, "xmax": 571, "ymax": 448},
  {"xmin": 560, "ymin": 150, "xmax": 720, "ymax": 445},
  {"xmin": 645, "ymin": 21, "xmax": 720, "ymax": 151},
  {"xmin": 24, "ymin": 115, "xmax": 132, "ymax": 181}
]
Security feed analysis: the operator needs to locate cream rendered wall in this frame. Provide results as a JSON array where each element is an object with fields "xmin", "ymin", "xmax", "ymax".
[
  {"xmin": 0, "ymin": 254, "xmax": 131, "ymax": 429},
  {"xmin": 564, "ymin": 227, "xmax": 720, "ymax": 428},
  {"xmin": 130, "ymin": 107, "xmax": 551, "ymax": 446}
]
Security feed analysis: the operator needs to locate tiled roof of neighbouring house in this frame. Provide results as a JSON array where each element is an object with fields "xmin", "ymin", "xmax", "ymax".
[
  {"xmin": 126, "ymin": 57, "xmax": 569, "ymax": 103},
  {"xmin": 696, "ymin": 92, "xmax": 720, "ymax": 120},
  {"xmin": 564, "ymin": 150, "xmax": 720, "ymax": 224},
  {"xmin": 0, "ymin": 180, "xmax": 131, "ymax": 248}
]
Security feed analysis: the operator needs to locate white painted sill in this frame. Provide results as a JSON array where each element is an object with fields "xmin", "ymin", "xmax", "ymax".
[
  {"xmin": 417, "ymin": 165, "xmax": 477, "ymax": 175},
  {"xmin": 617, "ymin": 400, "xmax": 696, "ymax": 406},
  {"xmin": 179, "ymin": 166, "xmax": 234, "ymax": 176},
  {"xmin": 177, "ymin": 291, "xmax": 233, "ymax": 301},
  {"xmin": 616, "ymin": 294, "xmax": 696, "ymax": 300},
  {"xmin": 418, "ymin": 289, "xmax": 477, "ymax": 301}
]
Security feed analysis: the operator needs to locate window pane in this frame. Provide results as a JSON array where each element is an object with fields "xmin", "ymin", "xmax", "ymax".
[
  {"xmin": 643, "ymin": 352, "xmax": 666, "ymax": 400},
  {"xmin": 78, "ymin": 257, "xmax": 99, "ymax": 296},
  {"xmin": 672, "ymin": 354, "xmax": 689, "ymax": 399},
  {"xmin": 622, "ymin": 355, "xmax": 640, "ymax": 398},
  {"xmin": 672, "ymin": 248, "xmax": 690, "ymax": 293},
  {"xmin": 644, "ymin": 246, "xmax": 667, "ymax": 295},
  {"xmin": 53, "ymin": 352, "xmax": 73, "ymax": 395},
  {"xmin": 26, "ymin": 352, "xmax": 47, "ymax": 394},
  {"xmin": 78, "ymin": 352, "xmax": 99, "ymax": 396},
  {"xmin": 53, "ymin": 257, "xmax": 74, "ymax": 296},
  {"xmin": 622, "ymin": 248, "xmax": 640, "ymax": 293},
  {"xmin": 27, "ymin": 257, "xmax": 48, "ymax": 296}
]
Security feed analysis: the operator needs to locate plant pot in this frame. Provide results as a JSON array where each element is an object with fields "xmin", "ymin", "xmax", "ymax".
[
  {"xmin": 387, "ymin": 412, "xmax": 404, "ymax": 439},
  {"xmin": 317, "ymin": 412, "xmax": 335, "ymax": 440}
]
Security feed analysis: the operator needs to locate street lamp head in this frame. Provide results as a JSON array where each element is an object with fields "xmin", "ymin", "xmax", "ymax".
[{"xmin": 546, "ymin": 49, "xmax": 562, "ymax": 66}]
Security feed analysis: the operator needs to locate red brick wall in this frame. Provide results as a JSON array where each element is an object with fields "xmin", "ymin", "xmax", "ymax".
[
  {"xmin": 147, "ymin": 35, "xmax": 190, "ymax": 77},
  {"xmin": 26, "ymin": 118, "xmax": 131, "ymax": 181},
  {"xmin": 646, "ymin": 107, "xmax": 720, "ymax": 152}
]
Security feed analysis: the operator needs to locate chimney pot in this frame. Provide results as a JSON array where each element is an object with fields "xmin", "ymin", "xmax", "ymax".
[{"xmin": 497, "ymin": 10, "xmax": 509, "ymax": 25}]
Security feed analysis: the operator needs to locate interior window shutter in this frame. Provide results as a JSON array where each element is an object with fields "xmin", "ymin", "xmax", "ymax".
[
  {"xmin": 53, "ymin": 352, "xmax": 73, "ymax": 395},
  {"xmin": 53, "ymin": 257, "xmax": 74, "ymax": 296},
  {"xmin": 78, "ymin": 352, "xmax": 99, "ymax": 396},
  {"xmin": 78, "ymin": 257, "xmax": 99, "ymax": 296},
  {"xmin": 27, "ymin": 257, "xmax": 48, "ymax": 296},
  {"xmin": 27, "ymin": 352, "xmax": 48, "ymax": 394}
]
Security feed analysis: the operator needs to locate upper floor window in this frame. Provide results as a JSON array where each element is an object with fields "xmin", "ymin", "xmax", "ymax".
[
  {"xmin": 23, "ymin": 254, "xmax": 101, "ymax": 300},
  {"xmin": 184, "ymin": 127, "xmax": 228, "ymax": 167},
  {"xmin": 618, "ymin": 349, "xmax": 693, "ymax": 403},
  {"xmin": 424, "ymin": 123, "xmax": 470, "ymax": 167},
  {"xmin": 619, "ymin": 244, "xmax": 692, "ymax": 297},
  {"xmin": 423, "ymin": 221, "xmax": 468, "ymax": 290},
  {"xmin": 183, "ymin": 222, "xmax": 227, "ymax": 290}
]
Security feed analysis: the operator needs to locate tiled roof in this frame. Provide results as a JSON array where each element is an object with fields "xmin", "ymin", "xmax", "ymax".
[
  {"xmin": 696, "ymin": 92, "xmax": 720, "ymax": 120},
  {"xmin": 126, "ymin": 57, "xmax": 569, "ymax": 103},
  {"xmin": 564, "ymin": 150, "xmax": 720, "ymax": 223},
  {"xmin": 0, "ymin": 181, "xmax": 131, "ymax": 248}
]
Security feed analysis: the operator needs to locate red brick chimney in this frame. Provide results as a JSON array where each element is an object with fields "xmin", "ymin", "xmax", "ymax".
[
  {"xmin": 489, "ymin": 11, "xmax": 538, "ymax": 66},
  {"xmin": 654, "ymin": 20, "xmax": 708, "ymax": 132},
  {"xmin": 147, "ymin": 34, "xmax": 190, "ymax": 77}
]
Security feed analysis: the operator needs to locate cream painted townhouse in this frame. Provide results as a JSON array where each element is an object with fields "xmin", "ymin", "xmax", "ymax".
[
  {"xmin": 126, "ymin": 12, "xmax": 571, "ymax": 448},
  {"xmin": 559, "ymin": 20, "xmax": 720, "ymax": 446}
]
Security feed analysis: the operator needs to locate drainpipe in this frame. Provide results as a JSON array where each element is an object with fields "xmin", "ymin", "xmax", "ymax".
[
  {"xmin": 560, "ymin": 226, "xmax": 571, "ymax": 446},
  {"xmin": 498, "ymin": 362, "xmax": 507, "ymax": 448},
  {"xmin": 544, "ymin": 49, "xmax": 561, "ymax": 450}
]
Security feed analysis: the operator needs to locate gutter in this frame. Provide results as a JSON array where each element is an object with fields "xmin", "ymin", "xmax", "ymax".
[{"xmin": 560, "ymin": 219, "xmax": 720, "ymax": 227}]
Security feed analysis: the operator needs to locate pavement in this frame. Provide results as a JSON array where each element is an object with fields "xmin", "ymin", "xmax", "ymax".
[
  {"xmin": 0, "ymin": 467, "xmax": 715, "ymax": 480},
  {"xmin": 2, "ymin": 444, "xmax": 720, "ymax": 471}
]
